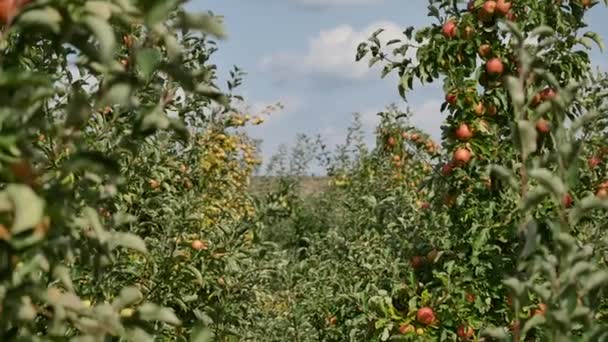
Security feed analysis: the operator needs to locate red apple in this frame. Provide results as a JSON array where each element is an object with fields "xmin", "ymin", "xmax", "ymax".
[
  {"xmin": 467, "ymin": 0, "xmax": 476, "ymax": 11},
  {"xmin": 596, "ymin": 188, "xmax": 608, "ymax": 199},
  {"xmin": 535, "ymin": 118, "xmax": 550, "ymax": 134},
  {"xmin": 478, "ymin": 44, "xmax": 491, "ymax": 58},
  {"xmin": 446, "ymin": 92, "xmax": 457, "ymax": 105},
  {"xmin": 486, "ymin": 58, "xmax": 504, "ymax": 75},
  {"xmin": 483, "ymin": 0, "xmax": 497, "ymax": 13},
  {"xmin": 420, "ymin": 201, "xmax": 430, "ymax": 209},
  {"xmin": 463, "ymin": 26, "xmax": 475, "ymax": 39},
  {"xmin": 387, "ymin": 136, "xmax": 397, "ymax": 146},
  {"xmin": 191, "ymin": 240, "xmax": 207, "ymax": 250},
  {"xmin": 443, "ymin": 20, "xmax": 457, "ymax": 38},
  {"xmin": 457, "ymin": 325, "xmax": 475, "ymax": 340},
  {"xmin": 466, "ymin": 292, "xmax": 476, "ymax": 303},
  {"xmin": 399, "ymin": 324, "xmax": 415, "ymax": 334},
  {"xmin": 410, "ymin": 256, "xmax": 424, "ymax": 269},
  {"xmin": 541, "ymin": 87, "xmax": 557, "ymax": 101},
  {"xmin": 455, "ymin": 124, "xmax": 473, "ymax": 141},
  {"xmin": 531, "ymin": 92, "xmax": 543, "ymax": 107},
  {"xmin": 474, "ymin": 102, "xmax": 485, "ymax": 115},
  {"xmin": 496, "ymin": 0, "xmax": 511, "ymax": 15},
  {"xmin": 416, "ymin": 307, "xmax": 436, "ymax": 325},
  {"xmin": 453, "ymin": 148, "xmax": 472, "ymax": 165},
  {"xmin": 533, "ymin": 303, "xmax": 547, "ymax": 316},
  {"xmin": 487, "ymin": 104, "xmax": 497, "ymax": 116},
  {"xmin": 581, "ymin": 0, "xmax": 591, "ymax": 8},
  {"xmin": 442, "ymin": 162, "xmax": 454, "ymax": 176},
  {"xmin": 401, "ymin": 132, "xmax": 409, "ymax": 140},
  {"xmin": 588, "ymin": 156, "xmax": 601, "ymax": 169},
  {"xmin": 411, "ymin": 133, "xmax": 420, "ymax": 142},
  {"xmin": 0, "ymin": 0, "xmax": 19, "ymax": 25},
  {"xmin": 426, "ymin": 249, "xmax": 438, "ymax": 263},
  {"xmin": 562, "ymin": 193, "xmax": 573, "ymax": 208}
]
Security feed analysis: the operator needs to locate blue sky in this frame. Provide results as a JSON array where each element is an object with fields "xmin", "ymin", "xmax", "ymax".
[{"xmin": 188, "ymin": 0, "xmax": 608, "ymax": 171}]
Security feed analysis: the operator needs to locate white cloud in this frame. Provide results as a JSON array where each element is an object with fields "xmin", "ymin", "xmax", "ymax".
[
  {"xmin": 410, "ymin": 99, "xmax": 444, "ymax": 141},
  {"xmin": 260, "ymin": 20, "xmax": 407, "ymax": 82},
  {"xmin": 277, "ymin": 0, "xmax": 382, "ymax": 9}
]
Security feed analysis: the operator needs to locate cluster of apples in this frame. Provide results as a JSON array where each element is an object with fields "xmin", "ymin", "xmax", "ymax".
[{"xmin": 398, "ymin": 306, "xmax": 475, "ymax": 340}]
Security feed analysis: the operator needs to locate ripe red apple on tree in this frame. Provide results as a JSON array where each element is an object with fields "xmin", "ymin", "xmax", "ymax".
[
  {"xmin": 0, "ymin": 0, "xmax": 26, "ymax": 24},
  {"xmin": 535, "ymin": 118, "xmax": 550, "ymax": 134},
  {"xmin": 496, "ymin": 0, "xmax": 511, "ymax": 15},
  {"xmin": 387, "ymin": 136, "xmax": 397, "ymax": 146},
  {"xmin": 478, "ymin": 44, "xmax": 491, "ymax": 58},
  {"xmin": 416, "ymin": 307, "xmax": 436, "ymax": 325},
  {"xmin": 581, "ymin": 0, "xmax": 591, "ymax": 8},
  {"xmin": 474, "ymin": 102, "xmax": 485, "ymax": 115},
  {"xmin": 467, "ymin": 0, "xmax": 476, "ymax": 11},
  {"xmin": 465, "ymin": 292, "xmax": 476, "ymax": 303},
  {"xmin": 442, "ymin": 20, "xmax": 457, "ymax": 38},
  {"xmin": 446, "ymin": 92, "xmax": 457, "ymax": 105},
  {"xmin": 486, "ymin": 58, "xmax": 504, "ymax": 75},
  {"xmin": 588, "ymin": 156, "xmax": 601, "ymax": 169},
  {"xmin": 541, "ymin": 87, "xmax": 557, "ymax": 101},
  {"xmin": 453, "ymin": 148, "xmax": 472, "ymax": 165},
  {"xmin": 442, "ymin": 162, "xmax": 454, "ymax": 176},
  {"xmin": 479, "ymin": 0, "xmax": 497, "ymax": 20},
  {"xmin": 410, "ymin": 255, "xmax": 424, "ymax": 269},
  {"xmin": 463, "ymin": 25, "xmax": 475, "ymax": 39},
  {"xmin": 596, "ymin": 188, "xmax": 608, "ymax": 199},
  {"xmin": 562, "ymin": 193, "xmax": 573, "ymax": 208},
  {"xmin": 399, "ymin": 324, "xmax": 415, "ymax": 334},
  {"xmin": 531, "ymin": 92, "xmax": 543, "ymax": 107},
  {"xmin": 455, "ymin": 123, "xmax": 473, "ymax": 141},
  {"xmin": 506, "ymin": 10, "xmax": 517, "ymax": 21},
  {"xmin": 411, "ymin": 133, "xmax": 420, "ymax": 142},
  {"xmin": 457, "ymin": 325, "xmax": 475, "ymax": 340}
]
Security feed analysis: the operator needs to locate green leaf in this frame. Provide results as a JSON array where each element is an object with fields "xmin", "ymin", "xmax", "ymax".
[
  {"xmin": 125, "ymin": 328, "xmax": 154, "ymax": 342},
  {"xmin": 145, "ymin": 0, "xmax": 179, "ymax": 27},
  {"xmin": 582, "ymin": 271, "xmax": 608, "ymax": 294},
  {"xmin": 108, "ymin": 232, "xmax": 148, "ymax": 254},
  {"xmin": 516, "ymin": 120, "xmax": 538, "ymax": 157},
  {"xmin": 506, "ymin": 76, "xmax": 524, "ymax": 107},
  {"xmin": 53, "ymin": 266, "xmax": 74, "ymax": 292},
  {"xmin": 583, "ymin": 31, "xmax": 605, "ymax": 52},
  {"xmin": 521, "ymin": 187, "xmax": 549, "ymax": 212},
  {"xmin": 100, "ymin": 83, "xmax": 132, "ymax": 107},
  {"xmin": 84, "ymin": 1, "xmax": 114, "ymax": 20},
  {"xmin": 530, "ymin": 26, "xmax": 554, "ymax": 38},
  {"xmin": 82, "ymin": 15, "xmax": 116, "ymax": 63},
  {"xmin": 503, "ymin": 277, "xmax": 525, "ymax": 296},
  {"xmin": 528, "ymin": 168, "xmax": 565, "ymax": 199},
  {"xmin": 136, "ymin": 48, "xmax": 161, "ymax": 81},
  {"xmin": 138, "ymin": 303, "xmax": 182, "ymax": 326},
  {"xmin": 521, "ymin": 314, "xmax": 546, "ymax": 337},
  {"xmin": 113, "ymin": 287, "xmax": 144, "ymax": 310},
  {"xmin": 178, "ymin": 12, "xmax": 227, "ymax": 39},
  {"xmin": 481, "ymin": 326, "xmax": 508, "ymax": 340},
  {"xmin": 6, "ymin": 185, "xmax": 45, "ymax": 235},
  {"xmin": 16, "ymin": 7, "xmax": 63, "ymax": 34},
  {"xmin": 190, "ymin": 327, "xmax": 215, "ymax": 342},
  {"xmin": 569, "ymin": 196, "xmax": 608, "ymax": 224},
  {"xmin": 66, "ymin": 88, "xmax": 92, "ymax": 128},
  {"xmin": 63, "ymin": 151, "xmax": 121, "ymax": 177}
]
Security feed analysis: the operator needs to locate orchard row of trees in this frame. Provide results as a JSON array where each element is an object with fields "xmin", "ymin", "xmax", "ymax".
[{"xmin": 0, "ymin": 0, "xmax": 607, "ymax": 341}]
